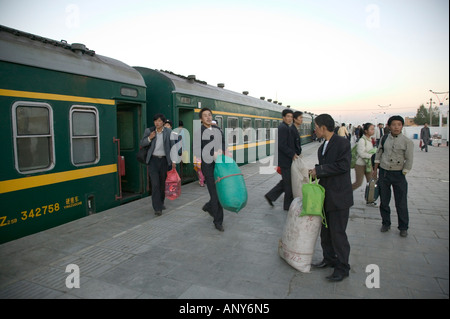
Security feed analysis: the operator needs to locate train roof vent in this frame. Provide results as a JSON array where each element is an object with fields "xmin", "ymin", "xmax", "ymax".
[
  {"xmin": 217, "ymin": 83, "xmax": 225, "ymax": 88},
  {"xmin": 71, "ymin": 43, "xmax": 86, "ymax": 55},
  {"xmin": 268, "ymin": 99, "xmax": 272, "ymax": 102},
  {"xmin": 278, "ymin": 102, "xmax": 282, "ymax": 105},
  {"xmin": 260, "ymin": 97, "xmax": 265, "ymax": 100},
  {"xmin": 273, "ymin": 100, "xmax": 278, "ymax": 104},
  {"xmin": 187, "ymin": 75, "xmax": 196, "ymax": 83},
  {"xmin": 242, "ymin": 91, "xmax": 249, "ymax": 95}
]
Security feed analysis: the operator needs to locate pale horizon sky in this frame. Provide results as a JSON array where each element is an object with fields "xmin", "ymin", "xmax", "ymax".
[{"xmin": 1, "ymin": 0, "xmax": 448, "ymax": 125}]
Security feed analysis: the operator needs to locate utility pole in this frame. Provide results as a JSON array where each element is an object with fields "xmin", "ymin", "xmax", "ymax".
[{"xmin": 427, "ymin": 98, "xmax": 435, "ymax": 126}]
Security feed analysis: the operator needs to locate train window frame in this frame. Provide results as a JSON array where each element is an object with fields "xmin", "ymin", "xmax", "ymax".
[
  {"xmin": 255, "ymin": 119, "xmax": 263, "ymax": 142},
  {"xmin": 264, "ymin": 120, "xmax": 271, "ymax": 141},
  {"xmin": 12, "ymin": 101, "xmax": 55, "ymax": 174},
  {"xmin": 227, "ymin": 117, "xmax": 239, "ymax": 146},
  {"xmin": 214, "ymin": 116, "xmax": 223, "ymax": 129},
  {"xmin": 242, "ymin": 117, "xmax": 252, "ymax": 144},
  {"xmin": 70, "ymin": 106, "xmax": 100, "ymax": 166}
]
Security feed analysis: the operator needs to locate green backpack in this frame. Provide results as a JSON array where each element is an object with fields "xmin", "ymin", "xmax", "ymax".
[{"xmin": 300, "ymin": 176, "xmax": 327, "ymax": 227}]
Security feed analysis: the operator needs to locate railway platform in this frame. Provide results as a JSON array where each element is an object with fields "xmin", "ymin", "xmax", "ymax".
[{"xmin": 0, "ymin": 139, "xmax": 448, "ymax": 299}]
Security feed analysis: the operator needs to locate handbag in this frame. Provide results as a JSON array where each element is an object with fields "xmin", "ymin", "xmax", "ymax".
[
  {"xmin": 136, "ymin": 145, "xmax": 149, "ymax": 164},
  {"xmin": 300, "ymin": 175, "xmax": 327, "ymax": 227},
  {"xmin": 165, "ymin": 168, "xmax": 181, "ymax": 200}
]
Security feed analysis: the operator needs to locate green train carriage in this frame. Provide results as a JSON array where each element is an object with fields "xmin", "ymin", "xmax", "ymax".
[
  {"xmin": 134, "ymin": 68, "xmax": 314, "ymax": 183},
  {"xmin": 0, "ymin": 26, "xmax": 147, "ymax": 244}
]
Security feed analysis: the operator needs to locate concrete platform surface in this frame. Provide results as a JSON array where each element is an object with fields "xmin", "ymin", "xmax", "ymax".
[{"xmin": 0, "ymin": 139, "xmax": 448, "ymax": 300}]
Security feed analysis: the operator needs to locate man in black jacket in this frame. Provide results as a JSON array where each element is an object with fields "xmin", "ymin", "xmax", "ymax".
[
  {"xmin": 265, "ymin": 109, "xmax": 300, "ymax": 211},
  {"xmin": 198, "ymin": 107, "xmax": 226, "ymax": 232},
  {"xmin": 309, "ymin": 114, "xmax": 353, "ymax": 282}
]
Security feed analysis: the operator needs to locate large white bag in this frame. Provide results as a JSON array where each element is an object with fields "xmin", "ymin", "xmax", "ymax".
[
  {"xmin": 278, "ymin": 197, "xmax": 322, "ymax": 273},
  {"xmin": 291, "ymin": 156, "xmax": 309, "ymax": 198}
]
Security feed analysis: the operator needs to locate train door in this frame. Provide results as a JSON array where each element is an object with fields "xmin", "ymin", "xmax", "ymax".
[
  {"xmin": 178, "ymin": 108, "xmax": 195, "ymax": 183},
  {"xmin": 116, "ymin": 103, "xmax": 145, "ymax": 201}
]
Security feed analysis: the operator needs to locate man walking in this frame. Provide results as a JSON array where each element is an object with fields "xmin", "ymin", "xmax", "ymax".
[
  {"xmin": 140, "ymin": 113, "xmax": 176, "ymax": 216},
  {"xmin": 420, "ymin": 123, "xmax": 431, "ymax": 152},
  {"xmin": 265, "ymin": 109, "xmax": 299, "ymax": 211}
]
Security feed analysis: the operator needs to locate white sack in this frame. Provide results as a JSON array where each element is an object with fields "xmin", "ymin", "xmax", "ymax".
[
  {"xmin": 278, "ymin": 197, "xmax": 322, "ymax": 273},
  {"xmin": 291, "ymin": 156, "xmax": 309, "ymax": 198}
]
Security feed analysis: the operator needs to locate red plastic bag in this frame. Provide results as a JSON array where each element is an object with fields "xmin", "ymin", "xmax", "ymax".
[
  {"xmin": 419, "ymin": 140, "xmax": 423, "ymax": 148},
  {"xmin": 165, "ymin": 168, "xmax": 181, "ymax": 200}
]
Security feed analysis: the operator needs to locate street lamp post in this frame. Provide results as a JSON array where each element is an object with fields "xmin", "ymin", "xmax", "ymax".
[
  {"xmin": 429, "ymin": 90, "xmax": 450, "ymax": 146},
  {"xmin": 427, "ymin": 98, "xmax": 435, "ymax": 126}
]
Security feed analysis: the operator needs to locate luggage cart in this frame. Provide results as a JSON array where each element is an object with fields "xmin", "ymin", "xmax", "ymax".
[{"xmin": 432, "ymin": 133, "xmax": 442, "ymax": 147}]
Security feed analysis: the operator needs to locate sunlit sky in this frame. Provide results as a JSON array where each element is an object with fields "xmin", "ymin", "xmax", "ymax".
[{"xmin": 1, "ymin": 0, "xmax": 449, "ymax": 125}]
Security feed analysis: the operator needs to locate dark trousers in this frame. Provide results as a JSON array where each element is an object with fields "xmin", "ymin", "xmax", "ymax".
[
  {"xmin": 378, "ymin": 168, "xmax": 409, "ymax": 230},
  {"xmin": 421, "ymin": 139, "xmax": 429, "ymax": 152},
  {"xmin": 265, "ymin": 166, "xmax": 293, "ymax": 210},
  {"xmin": 148, "ymin": 156, "xmax": 168, "ymax": 212},
  {"xmin": 320, "ymin": 208, "xmax": 351, "ymax": 275},
  {"xmin": 202, "ymin": 162, "xmax": 224, "ymax": 226}
]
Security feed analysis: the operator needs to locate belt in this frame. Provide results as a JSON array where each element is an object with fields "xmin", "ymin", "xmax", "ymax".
[{"xmin": 153, "ymin": 155, "xmax": 166, "ymax": 159}]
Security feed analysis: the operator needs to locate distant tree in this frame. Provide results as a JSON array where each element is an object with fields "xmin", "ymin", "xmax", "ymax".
[{"xmin": 413, "ymin": 104, "xmax": 441, "ymax": 126}]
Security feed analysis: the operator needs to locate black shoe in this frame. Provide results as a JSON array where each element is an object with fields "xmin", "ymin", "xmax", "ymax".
[
  {"xmin": 215, "ymin": 224, "xmax": 224, "ymax": 232},
  {"xmin": 202, "ymin": 204, "xmax": 214, "ymax": 217},
  {"xmin": 264, "ymin": 195, "xmax": 274, "ymax": 207},
  {"xmin": 312, "ymin": 260, "xmax": 335, "ymax": 269},
  {"xmin": 400, "ymin": 230, "xmax": 408, "ymax": 237},
  {"xmin": 380, "ymin": 225, "xmax": 390, "ymax": 232},
  {"xmin": 326, "ymin": 272, "xmax": 348, "ymax": 282},
  {"xmin": 154, "ymin": 210, "xmax": 162, "ymax": 216}
]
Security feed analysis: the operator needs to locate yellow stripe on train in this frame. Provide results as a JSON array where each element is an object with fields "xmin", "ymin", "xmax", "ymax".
[{"xmin": 0, "ymin": 164, "xmax": 118, "ymax": 194}]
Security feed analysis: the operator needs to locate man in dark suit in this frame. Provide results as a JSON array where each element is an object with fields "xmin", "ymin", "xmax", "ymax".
[
  {"xmin": 140, "ymin": 113, "xmax": 176, "ymax": 216},
  {"xmin": 309, "ymin": 114, "xmax": 353, "ymax": 282},
  {"xmin": 265, "ymin": 109, "xmax": 300, "ymax": 211}
]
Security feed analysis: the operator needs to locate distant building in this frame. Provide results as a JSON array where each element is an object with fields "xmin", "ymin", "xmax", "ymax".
[{"xmin": 404, "ymin": 117, "xmax": 417, "ymax": 126}]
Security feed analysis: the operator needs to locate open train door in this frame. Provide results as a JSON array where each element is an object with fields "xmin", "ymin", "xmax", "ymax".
[
  {"xmin": 116, "ymin": 103, "xmax": 146, "ymax": 201},
  {"xmin": 178, "ymin": 108, "xmax": 196, "ymax": 183}
]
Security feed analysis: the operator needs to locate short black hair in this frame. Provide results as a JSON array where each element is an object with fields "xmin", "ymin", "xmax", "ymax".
[
  {"xmin": 314, "ymin": 114, "xmax": 335, "ymax": 132},
  {"xmin": 282, "ymin": 109, "xmax": 294, "ymax": 117},
  {"xmin": 387, "ymin": 115, "xmax": 404, "ymax": 126},
  {"xmin": 153, "ymin": 113, "xmax": 166, "ymax": 122},
  {"xmin": 293, "ymin": 111, "xmax": 303, "ymax": 119},
  {"xmin": 199, "ymin": 107, "xmax": 213, "ymax": 119}
]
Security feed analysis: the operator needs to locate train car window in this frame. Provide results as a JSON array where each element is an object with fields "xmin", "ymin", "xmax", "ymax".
[
  {"xmin": 12, "ymin": 102, "xmax": 54, "ymax": 173},
  {"xmin": 264, "ymin": 120, "xmax": 271, "ymax": 140},
  {"xmin": 255, "ymin": 119, "xmax": 263, "ymax": 141},
  {"xmin": 272, "ymin": 120, "xmax": 278, "ymax": 128},
  {"xmin": 242, "ymin": 118, "xmax": 252, "ymax": 143},
  {"xmin": 227, "ymin": 117, "xmax": 239, "ymax": 145},
  {"xmin": 214, "ymin": 116, "xmax": 223, "ymax": 129},
  {"xmin": 70, "ymin": 106, "xmax": 99, "ymax": 165}
]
